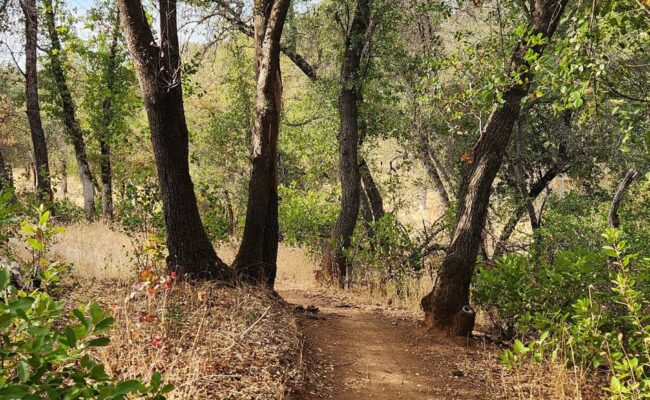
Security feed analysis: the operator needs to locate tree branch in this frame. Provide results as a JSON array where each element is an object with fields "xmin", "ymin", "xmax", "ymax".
[
  {"xmin": 608, "ymin": 169, "xmax": 638, "ymax": 228},
  {"xmin": 210, "ymin": 0, "xmax": 318, "ymax": 81}
]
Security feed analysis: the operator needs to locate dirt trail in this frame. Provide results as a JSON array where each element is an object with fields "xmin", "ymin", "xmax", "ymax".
[{"xmin": 281, "ymin": 289, "xmax": 502, "ymax": 400}]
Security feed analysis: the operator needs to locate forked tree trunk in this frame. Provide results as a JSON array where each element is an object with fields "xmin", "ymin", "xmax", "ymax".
[
  {"xmin": 326, "ymin": 0, "xmax": 372, "ymax": 287},
  {"xmin": 497, "ymin": 161, "xmax": 568, "ymax": 249},
  {"xmin": 421, "ymin": 0, "xmax": 569, "ymax": 336},
  {"xmin": 234, "ymin": 0, "xmax": 290, "ymax": 287},
  {"xmin": 21, "ymin": 0, "xmax": 53, "ymax": 203},
  {"xmin": 496, "ymin": 112, "xmax": 571, "ymax": 253},
  {"xmin": 44, "ymin": 0, "xmax": 95, "ymax": 219},
  {"xmin": 99, "ymin": 16, "xmax": 121, "ymax": 221},
  {"xmin": 117, "ymin": 0, "xmax": 231, "ymax": 279}
]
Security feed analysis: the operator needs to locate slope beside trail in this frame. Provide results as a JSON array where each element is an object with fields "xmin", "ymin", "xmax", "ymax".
[{"xmin": 280, "ymin": 289, "xmax": 503, "ymax": 400}]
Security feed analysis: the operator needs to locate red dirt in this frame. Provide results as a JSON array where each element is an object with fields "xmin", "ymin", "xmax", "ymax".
[{"xmin": 281, "ymin": 289, "xmax": 504, "ymax": 400}]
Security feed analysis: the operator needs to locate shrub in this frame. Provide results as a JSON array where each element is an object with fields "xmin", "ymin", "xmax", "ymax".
[
  {"xmin": 0, "ymin": 267, "xmax": 172, "ymax": 399},
  {"xmin": 278, "ymin": 183, "xmax": 338, "ymax": 247},
  {"xmin": 0, "ymin": 203, "xmax": 173, "ymax": 399},
  {"xmin": 52, "ymin": 198, "xmax": 86, "ymax": 224},
  {"xmin": 484, "ymin": 229, "xmax": 650, "ymax": 399},
  {"xmin": 115, "ymin": 178, "xmax": 165, "ymax": 237}
]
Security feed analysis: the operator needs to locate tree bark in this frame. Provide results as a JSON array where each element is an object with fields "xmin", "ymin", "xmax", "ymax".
[
  {"xmin": 44, "ymin": 0, "xmax": 95, "ymax": 218},
  {"xmin": 116, "ymin": 0, "xmax": 231, "ymax": 279},
  {"xmin": 211, "ymin": 0, "xmax": 318, "ymax": 81},
  {"xmin": 99, "ymin": 16, "xmax": 121, "ymax": 221},
  {"xmin": 234, "ymin": 0, "xmax": 290, "ymax": 287},
  {"xmin": 0, "ymin": 148, "xmax": 10, "ymax": 191},
  {"xmin": 359, "ymin": 157, "xmax": 384, "ymax": 223},
  {"xmin": 421, "ymin": 0, "xmax": 569, "ymax": 336},
  {"xmin": 416, "ymin": 125, "xmax": 451, "ymax": 209},
  {"xmin": 325, "ymin": 0, "xmax": 372, "ymax": 287},
  {"xmin": 20, "ymin": 0, "xmax": 53, "ymax": 203},
  {"xmin": 608, "ymin": 169, "xmax": 638, "ymax": 228}
]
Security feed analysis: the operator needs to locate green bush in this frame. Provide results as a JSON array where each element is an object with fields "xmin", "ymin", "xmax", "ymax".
[
  {"xmin": 115, "ymin": 179, "xmax": 165, "ymax": 237},
  {"xmin": 0, "ymin": 204, "xmax": 172, "ymax": 399},
  {"xmin": 52, "ymin": 198, "xmax": 86, "ymax": 224},
  {"xmin": 0, "ymin": 267, "xmax": 172, "ymax": 399},
  {"xmin": 473, "ymin": 249, "xmax": 608, "ymax": 338},
  {"xmin": 479, "ymin": 229, "xmax": 650, "ymax": 399},
  {"xmin": 278, "ymin": 183, "xmax": 338, "ymax": 247}
]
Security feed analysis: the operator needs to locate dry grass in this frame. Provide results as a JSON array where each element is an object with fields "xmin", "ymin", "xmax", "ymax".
[
  {"xmin": 64, "ymin": 280, "xmax": 303, "ymax": 400},
  {"xmin": 46, "ymin": 224, "xmax": 306, "ymax": 399},
  {"xmin": 495, "ymin": 360, "xmax": 603, "ymax": 400},
  {"xmin": 49, "ymin": 222, "xmax": 600, "ymax": 399},
  {"xmin": 51, "ymin": 222, "xmax": 134, "ymax": 280}
]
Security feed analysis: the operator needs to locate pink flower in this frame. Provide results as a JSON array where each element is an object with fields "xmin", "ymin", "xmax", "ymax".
[
  {"xmin": 152, "ymin": 336, "xmax": 163, "ymax": 348},
  {"xmin": 165, "ymin": 281, "xmax": 172, "ymax": 291},
  {"xmin": 170, "ymin": 271, "xmax": 178, "ymax": 280}
]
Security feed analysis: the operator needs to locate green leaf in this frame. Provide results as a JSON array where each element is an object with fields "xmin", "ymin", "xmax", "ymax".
[
  {"xmin": 27, "ymin": 325, "xmax": 49, "ymax": 336},
  {"xmin": 112, "ymin": 380, "xmax": 141, "ymax": 396},
  {"xmin": 26, "ymin": 237, "xmax": 44, "ymax": 252},
  {"xmin": 0, "ymin": 385, "xmax": 28, "ymax": 397},
  {"xmin": 94, "ymin": 317, "xmax": 114, "ymax": 333},
  {"xmin": 16, "ymin": 361, "xmax": 30, "ymax": 383},
  {"xmin": 513, "ymin": 339, "xmax": 528, "ymax": 354},
  {"xmin": 38, "ymin": 211, "xmax": 50, "ymax": 226},
  {"xmin": 610, "ymin": 375, "xmax": 622, "ymax": 393},
  {"xmin": 85, "ymin": 337, "xmax": 110, "ymax": 347},
  {"xmin": 0, "ymin": 268, "xmax": 10, "ymax": 289},
  {"xmin": 602, "ymin": 246, "xmax": 618, "ymax": 258}
]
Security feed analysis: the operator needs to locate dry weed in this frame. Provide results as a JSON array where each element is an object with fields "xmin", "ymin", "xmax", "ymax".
[{"xmin": 64, "ymin": 279, "xmax": 303, "ymax": 400}]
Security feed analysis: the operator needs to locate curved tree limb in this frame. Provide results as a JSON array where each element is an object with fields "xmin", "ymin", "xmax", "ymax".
[{"xmin": 608, "ymin": 169, "xmax": 639, "ymax": 228}]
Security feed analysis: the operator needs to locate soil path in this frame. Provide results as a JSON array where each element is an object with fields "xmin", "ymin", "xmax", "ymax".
[{"xmin": 280, "ymin": 289, "xmax": 502, "ymax": 400}]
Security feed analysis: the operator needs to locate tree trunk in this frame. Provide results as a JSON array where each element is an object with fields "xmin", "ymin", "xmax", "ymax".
[
  {"xmin": 326, "ymin": 0, "xmax": 372, "ymax": 287},
  {"xmin": 0, "ymin": 148, "xmax": 10, "ymax": 191},
  {"xmin": 60, "ymin": 159, "xmax": 68, "ymax": 196},
  {"xmin": 99, "ymin": 17, "xmax": 121, "ymax": 221},
  {"xmin": 20, "ymin": 0, "xmax": 53, "ymax": 203},
  {"xmin": 608, "ymin": 169, "xmax": 638, "ymax": 228},
  {"xmin": 99, "ymin": 139, "xmax": 113, "ymax": 220},
  {"xmin": 415, "ymin": 115, "xmax": 451, "ymax": 209},
  {"xmin": 497, "ymin": 116, "xmax": 571, "ymax": 252},
  {"xmin": 44, "ymin": 0, "xmax": 95, "ymax": 219},
  {"xmin": 421, "ymin": 0, "xmax": 569, "ymax": 336},
  {"xmin": 116, "ymin": 0, "xmax": 231, "ymax": 279},
  {"xmin": 234, "ymin": 0, "xmax": 290, "ymax": 287},
  {"xmin": 359, "ymin": 158, "xmax": 384, "ymax": 223}
]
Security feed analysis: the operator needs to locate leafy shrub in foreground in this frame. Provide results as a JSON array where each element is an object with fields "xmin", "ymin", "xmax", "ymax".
[
  {"xmin": 479, "ymin": 229, "xmax": 650, "ymax": 399},
  {"xmin": 0, "ymin": 267, "xmax": 172, "ymax": 399},
  {"xmin": 0, "ymin": 204, "xmax": 172, "ymax": 399}
]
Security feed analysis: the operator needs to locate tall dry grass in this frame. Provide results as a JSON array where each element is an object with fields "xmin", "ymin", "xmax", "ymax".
[{"xmin": 65, "ymin": 279, "xmax": 303, "ymax": 399}]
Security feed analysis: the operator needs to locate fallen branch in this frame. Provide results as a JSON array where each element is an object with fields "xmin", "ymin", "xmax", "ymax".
[{"xmin": 240, "ymin": 305, "xmax": 271, "ymax": 339}]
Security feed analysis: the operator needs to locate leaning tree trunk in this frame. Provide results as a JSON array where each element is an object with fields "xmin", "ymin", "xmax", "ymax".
[
  {"xmin": 359, "ymin": 157, "xmax": 385, "ymax": 239},
  {"xmin": 99, "ymin": 17, "xmax": 121, "ymax": 221},
  {"xmin": 326, "ymin": 0, "xmax": 372, "ymax": 287},
  {"xmin": 21, "ymin": 0, "xmax": 53, "ymax": 203},
  {"xmin": 117, "ymin": 0, "xmax": 230, "ymax": 279},
  {"xmin": 421, "ymin": 0, "xmax": 570, "ymax": 336},
  {"xmin": 608, "ymin": 169, "xmax": 638, "ymax": 228},
  {"xmin": 44, "ymin": 0, "xmax": 95, "ymax": 219},
  {"xmin": 234, "ymin": 0, "xmax": 290, "ymax": 287}
]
